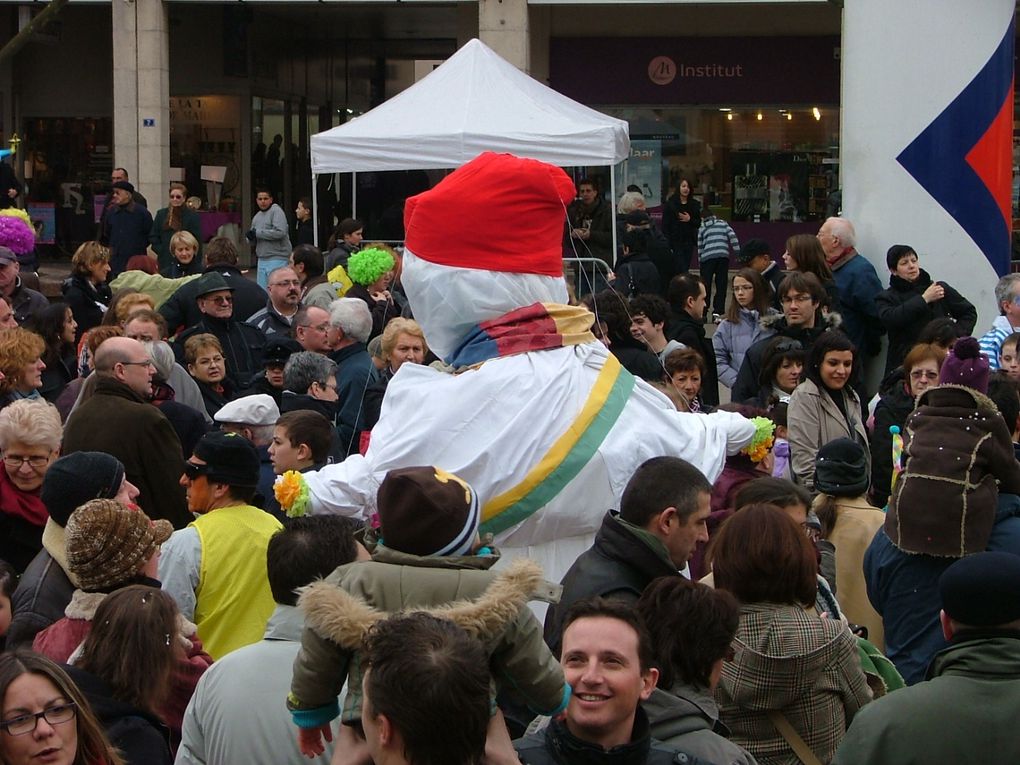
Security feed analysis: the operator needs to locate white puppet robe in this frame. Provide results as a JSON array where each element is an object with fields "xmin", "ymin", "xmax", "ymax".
[{"xmin": 301, "ymin": 339, "xmax": 754, "ymax": 585}]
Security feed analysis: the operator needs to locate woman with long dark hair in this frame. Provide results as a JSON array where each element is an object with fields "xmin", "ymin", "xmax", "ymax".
[
  {"xmin": 662, "ymin": 178, "xmax": 701, "ymax": 277},
  {"xmin": 782, "ymin": 233, "xmax": 840, "ymax": 313},
  {"xmin": 0, "ymin": 650, "xmax": 124, "ymax": 765},
  {"xmin": 68, "ymin": 586, "xmax": 178, "ymax": 764},
  {"xmin": 788, "ymin": 331, "xmax": 869, "ymax": 490},
  {"xmin": 26, "ymin": 302, "xmax": 78, "ymax": 402}
]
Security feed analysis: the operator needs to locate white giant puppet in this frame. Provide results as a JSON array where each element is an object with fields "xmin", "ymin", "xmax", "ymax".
[{"xmin": 277, "ymin": 152, "xmax": 754, "ymax": 581}]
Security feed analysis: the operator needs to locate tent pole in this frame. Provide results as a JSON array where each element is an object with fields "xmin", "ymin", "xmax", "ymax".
[
  {"xmin": 610, "ymin": 164, "xmax": 617, "ymax": 270},
  {"xmin": 311, "ymin": 175, "xmax": 319, "ymax": 248},
  {"xmin": 352, "ymin": 172, "xmax": 357, "ymax": 221}
]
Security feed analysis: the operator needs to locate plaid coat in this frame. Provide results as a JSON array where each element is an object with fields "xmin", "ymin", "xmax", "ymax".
[{"xmin": 716, "ymin": 603, "xmax": 872, "ymax": 765}]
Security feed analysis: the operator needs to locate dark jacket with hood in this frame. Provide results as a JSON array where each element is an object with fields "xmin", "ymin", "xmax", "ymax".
[
  {"xmin": 65, "ymin": 666, "xmax": 173, "ymax": 765},
  {"xmin": 612, "ymin": 250, "xmax": 662, "ymax": 298},
  {"xmin": 875, "ymin": 269, "xmax": 976, "ymax": 374},
  {"xmin": 869, "ymin": 367, "xmax": 914, "ymax": 508},
  {"xmin": 646, "ymin": 684, "xmax": 759, "ymax": 765},
  {"xmin": 62, "ymin": 274, "xmax": 111, "ymax": 341},
  {"xmin": 731, "ymin": 311, "xmax": 840, "ymax": 405},
  {"xmin": 665, "ymin": 310, "xmax": 719, "ymax": 407},
  {"xmin": 543, "ymin": 511, "xmax": 678, "ymax": 656}
]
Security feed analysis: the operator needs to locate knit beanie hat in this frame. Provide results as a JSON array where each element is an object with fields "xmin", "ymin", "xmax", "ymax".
[
  {"xmin": 403, "ymin": 152, "xmax": 576, "ymax": 278},
  {"xmin": 65, "ymin": 499, "xmax": 172, "ymax": 592},
  {"xmin": 939, "ymin": 551, "xmax": 1020, "ymax": 627},
  {"xmin": 41, "ymin": 452, "xmax": 126, "ymax": 527},
  {"xmin": 193, "ymin": 431, "xmax": 261, "ymax": 487},
  {"xmin": 814, "ymin": 438, "xmax": 870, "ymax": 496},
  {"xmin": 377, "ymin": 466, "xmax": 480, "ymax": 557},
  {"xmin": 938, "ymin": 336, "xmax": 989, "ymax": 393}
]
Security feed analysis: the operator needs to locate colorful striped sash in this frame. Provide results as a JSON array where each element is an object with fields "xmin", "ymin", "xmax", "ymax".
[{"xmin": 480, "ymin": 353, "xmax": 635, "ymax": 535}]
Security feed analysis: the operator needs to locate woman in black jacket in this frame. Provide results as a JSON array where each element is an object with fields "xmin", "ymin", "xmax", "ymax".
[
  {"xmin": 875, "ymin": 245, "xmax": 976, "ymax": 375},
  {"xmin": 661, "ymin": 178, "xmax": 701, "ymax": 277},
  {"xmin": 25, "ymin": 302, "xmax": 78, "ymax": 403},
  {"xmin": 62, "ymin": 241, "xmax": 112, "ymax": 343}
]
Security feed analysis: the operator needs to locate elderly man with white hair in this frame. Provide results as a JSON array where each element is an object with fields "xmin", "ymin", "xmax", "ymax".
[
  {"xmin": 327, "ymin": 297, "xmax": 377, "ymax": 457},
  {"xmin": 272, "ymin": 152, "xmax": 754, "ymax": 588},
  {"xmin": 817, "ymin": 216, "xmax": 885, "ymax": 357}
]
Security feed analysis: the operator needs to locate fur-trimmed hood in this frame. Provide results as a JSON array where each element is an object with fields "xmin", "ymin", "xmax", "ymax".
[
  {"xmin": 299, "ymin": 558, "xmax": 546, "ymax": 649},
  {"xmin": 760, "ymin": 309, "xmax": 842, "ymax": 333},
  {"xmin": 916, "ymin": 383, "xmax": 998, "ymax": 414}
]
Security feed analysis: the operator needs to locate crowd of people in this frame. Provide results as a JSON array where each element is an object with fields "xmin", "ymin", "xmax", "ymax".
[{"xmin": 0, "ymin": 154, "xmax": 1017, "ymax": 765}]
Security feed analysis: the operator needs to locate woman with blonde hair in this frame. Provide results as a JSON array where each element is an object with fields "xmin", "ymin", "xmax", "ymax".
[
  {"xmin": 63, "ymin": 242, "xmax": 111, "ymax": 341},
  {"xmin": 161, "ymin": 230, "xmax": 202, "ymax": 279},
  {"xmin": 0, "ymin": 398, "xmax": 62, "ymax": 571},
  {"xmin": 362, "ymin": 318, "xmax": 427, "ymax": 432},
  {"xmin": 149, "ymin": 183, "xmax": 201, "ymax": 272},
  {"xmin": 0, "ymin": 327, "xmax": 47, "ymax": 410},
  {"xmin": 0, "ymin": 650, "xmax": 124, "ymax": 765}
]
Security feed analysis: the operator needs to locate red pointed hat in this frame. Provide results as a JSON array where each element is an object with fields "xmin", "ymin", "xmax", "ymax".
[{"xmin": 403, "ymin": 152, "xmax": 575, "ymax": 277}]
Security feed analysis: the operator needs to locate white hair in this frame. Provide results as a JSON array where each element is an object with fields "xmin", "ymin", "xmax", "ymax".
[
  {"xmin": 827, "ymin": 217, "xmax": 856, "ymax": 249},
  {"xmin": 328, "ymin": 298, "xmax": 372, "ymax": 344}
]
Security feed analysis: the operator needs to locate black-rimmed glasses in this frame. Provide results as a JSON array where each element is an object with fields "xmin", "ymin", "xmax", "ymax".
[{"xmin": 1, "ymin": 702, "xmax": 76, "ymax": 736}]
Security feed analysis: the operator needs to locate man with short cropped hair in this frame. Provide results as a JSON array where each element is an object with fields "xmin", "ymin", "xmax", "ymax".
[
  {"xmin": 247, "ymin": 265, "xmax": 302, "ymax": 335},
  {"xmin": 62, "ymin": 337, "xmax": 189, "ymax": 528},
  {"xmin": 544, "ymin": 457, "xmax": 712, "ymax": 655},
  {"xmin": 293, "ymin": 305, "xmax": 333, "ymax": 354},
  {"xmin": 979, "ymin": 273, "xmax": 1020, "ymax": 371},
  {"xmin": 159, "ymin": 431, "xmax": 284, "ymax": 659},
  {"xmin": 177, "ymin": 516, "xmax": 364, "ymax": 765},
  {"xmin": 519, "ymin": 598, "xmax": 692, "ymax": 764},
  {"xmin": 269, "ymin": 410, "xmax": 333, "ymax": 475},
  {"xmin": 362, "ymin": 613, "xmax": 491, "ymax": 765}
]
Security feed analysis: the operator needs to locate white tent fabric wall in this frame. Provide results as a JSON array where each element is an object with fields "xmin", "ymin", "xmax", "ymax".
[
  {"xmin": 309, "ymin": 38, "xmax": 630, "ymax": 174},
  {"xmin": 309, "ymin": 38, "xmax": 629, "ymax": 256}
]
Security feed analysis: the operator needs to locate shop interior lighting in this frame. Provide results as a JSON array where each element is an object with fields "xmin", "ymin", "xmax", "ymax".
[
  {"xmin": 812, "ymin": 107, "xmax": 822, "ymax": 121},
  {"xmin": 726, "ymin": 113, "xmax": 734, "ymax": 121},
  {"xmin": 756, "ymin": 111, "xmax": 763, "ymax": 121}
]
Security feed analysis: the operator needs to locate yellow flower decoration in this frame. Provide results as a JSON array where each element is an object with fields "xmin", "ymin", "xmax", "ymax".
[
  {"xmin": 741, "ymin": 416, "xmax": 776, "ymax": 464},
  {"xmin": 274, "ymin": 470, "xmax": 310, "ymax": 517}
]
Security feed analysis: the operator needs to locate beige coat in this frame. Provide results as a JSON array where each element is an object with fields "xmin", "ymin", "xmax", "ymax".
[
  {"xmin": 814, "ymin": 494, "xmax": 886, "ymax": 651},
  {"xmin": 788, "ymin": 378, "xmax": 870, "ymax": 491}
]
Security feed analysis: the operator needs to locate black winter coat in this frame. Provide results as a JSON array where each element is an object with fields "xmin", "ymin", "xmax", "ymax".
[
  {"xmin": 875, "ymin": 269, "xmax": 976, "ymax": 374},
  {"xmin": 665, "ymin": 311, "xmax": 719, "ymax": 406},
  {"xmin": 159, "ymin": 265, "xmax": 269, "ymax": 337},
  {"xmin": 612, "ymin": 251, "xmax": 661, "ymax": 298},
  {"xmin": 543, "ymin": 512, "xmax": 678, "ymax": 656},
  {"xmin": 62, "ymin": 275, "xmax": 111, "ymax": 342},
  {"xmin": 869, "ymin": 368, "xmax": 914, "ymax": 509}
]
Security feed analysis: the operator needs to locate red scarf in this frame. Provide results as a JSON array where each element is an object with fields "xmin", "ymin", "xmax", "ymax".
[{"xmin": 0, "ymin": 464, "xmax": 48, "ymax": 527}]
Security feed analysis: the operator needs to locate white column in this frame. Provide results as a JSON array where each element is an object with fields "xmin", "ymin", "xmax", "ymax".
[
  {"xmin": 112, "ymin": 0, "xmax": 169, "ymax": 208},
  {"xmin": 841, "ymin": 0, "xmax": 1015, "ymax": 334},
  {"xmin": 478, "ymin": 0, "xmax": 529, "ymax": 72}
]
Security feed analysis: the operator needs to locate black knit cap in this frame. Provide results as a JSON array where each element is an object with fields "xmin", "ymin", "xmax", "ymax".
[
  {"xmin": 939, "ymin": 551, "xmax": 1020, "ymax": 627},
  {"xmin": 738, "ymin": 238, "xmax": 771, "ymax": 263},
  {"xmin": 193, "ymin": 431, "xmax": 260, "ymax": 487},
  {"xmin": 814, "ymin": 438, "xmax": 869, "ymax": 497},
  {"xmin": 264, "ymin": 336, "xmax": 302, "ymax": 366},
  {"xmin": 41, "ymin": 452, "xmax": 126, "ymax": 527},
  {"xmin": 111, "ymin": 180, "xmax": 135, "ymax": 194}
]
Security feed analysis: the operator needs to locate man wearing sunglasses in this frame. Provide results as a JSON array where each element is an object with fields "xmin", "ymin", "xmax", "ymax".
[
  {"xmin": 62, "ymin": 337, "xmax": 189, "ymax": 529},
  {"xmin": 173, "ymin": 272, "xmax": 267, "ymax": 391},
  {"xmin": 159, "ymin": 430, "xmax": 282, "ymax": 660}
]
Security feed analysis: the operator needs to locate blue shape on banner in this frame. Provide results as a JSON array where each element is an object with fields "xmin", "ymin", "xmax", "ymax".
[
  {"xmin": 143, "ymin": 118, "xmax": 156, "ymax": 127},
  {"xmin": 897, "ymin": 17, "xmax": 1015, "ymax": 276}
]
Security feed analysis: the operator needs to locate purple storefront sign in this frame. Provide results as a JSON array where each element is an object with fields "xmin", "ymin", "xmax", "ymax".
[{"xmin": 550, "ymin": 37, "xmax": 840, "ymax": 106}]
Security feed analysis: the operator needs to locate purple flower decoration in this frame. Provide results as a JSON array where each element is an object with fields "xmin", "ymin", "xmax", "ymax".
[{"xmin": 0, "ymin": 216, "xmax": 35, "ymax": 255}]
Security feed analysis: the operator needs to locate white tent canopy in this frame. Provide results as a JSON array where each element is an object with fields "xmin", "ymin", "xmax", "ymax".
[{"xmin": 309, "ymin": 38, "xmax": 630, "ymax": 173}]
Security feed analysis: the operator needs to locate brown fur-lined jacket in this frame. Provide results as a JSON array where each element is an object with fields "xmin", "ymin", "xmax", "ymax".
[
  {"xmin": 886, "ymin": 384, "xmax": 1020, "ymax": 557},
  {"xmin": 287, "ymin": 545, "xmax": 568, "ymax": 726}
]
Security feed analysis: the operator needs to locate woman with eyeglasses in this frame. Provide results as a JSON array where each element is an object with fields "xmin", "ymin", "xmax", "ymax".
[
  {"xmin": 149, "ymin": 183, "xmax": 202, "ymax": 273},
  {"xmin": 788, "ymin": 331, "xmax": 870, "ymax": 491},
  {"xmin": 708, "ymin": 504, "xmax": 872, "ymax": 765},
  {"xmin": 0, "ymin": 399, "xmax": 61, "ymax": 572},
  {"xmin": 712, "ymin": 267, "xmax": 777, "ymax": 389},
  {"xmin": 66, "ymin": 586, "xmax": 179, "ymax": 764},
  {"xmin": 869, "ymin": 343, "xmax": 946, "ymax": 508},
  {"xmin": 636, "ymin": 577, "xmax": 757, "ymax": 765},
  {"xmin": 0, "ymin": 650, "xmax": 123, "ymax": 765},
  {"xmin": 183, "ymin": 334, "xmax": 233, "ymax": 420}
]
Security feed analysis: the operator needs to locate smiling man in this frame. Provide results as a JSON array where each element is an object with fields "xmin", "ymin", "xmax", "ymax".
[
  {"xmin": 519, "ymin": 599, "xmax": 698, "ymax": 765},
  {"xmin": 158, "ymin": 430, "xmax": 282, "ymax": 659}
]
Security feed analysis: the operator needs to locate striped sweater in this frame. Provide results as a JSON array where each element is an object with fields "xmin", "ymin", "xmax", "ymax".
[{"xmin": 697, "ymin": 216, "xmax": 739, "ymax": 262}]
